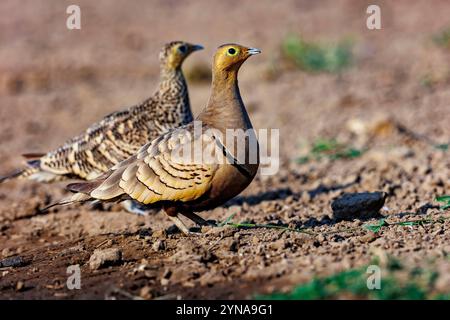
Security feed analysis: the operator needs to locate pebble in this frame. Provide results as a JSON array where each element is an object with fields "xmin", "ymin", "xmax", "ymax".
[
  {"xmin": 359, "ymin": 232, "xmax": 379, "ymax": 243},
  {"xmin": 229, "ymin": 240, "xmax": 239, "ymax": 252},
  {"xmin": 162, "ymin": 269, "xmax": 172, "ymax": 279},
  {"xmin": 152, "ymin": 229, "xmax": 167, "ymax": 239},
  {"xmin": 152, "ymin": 240, "xmax": 166, "ymax": 251},
  {"xmin": 16, "ymin": 281, "xmax": 25, "ymax": 291},
  {"xmin": 139, "ymin": 286, "xmax": 153, "ymax": 299},
  {"xmin": 88, "ymin": 248, "xmax": 122, "ymax": 270},
  {"xmin": 1, "ymin": 248, "xmax": 12, "ymax": 258},
  {"xmin": 0, "ymin": 256, "xmax": 26, "ymax": 268}
]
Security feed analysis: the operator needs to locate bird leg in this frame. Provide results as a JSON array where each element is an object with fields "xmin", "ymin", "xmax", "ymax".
[
  {"xmin": 166, "ymin": 214, "xmax": 192, "ymax": 235},
  {"xmin": 179, "ymin": 211, "xmax": 211, "ymax": 226},
  {"xmin": 164, "ymin": 206, "xmax": 198, "ymax": 236}
]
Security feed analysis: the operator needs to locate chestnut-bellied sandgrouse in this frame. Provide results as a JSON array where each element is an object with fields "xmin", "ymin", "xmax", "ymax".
[
  {"xmin": 59, "ymin": 44, "xmax": 261, "ymax": 235},
  {"xmin": 0, "ymin": 41, "xmax": 203, "ymax": 186}
]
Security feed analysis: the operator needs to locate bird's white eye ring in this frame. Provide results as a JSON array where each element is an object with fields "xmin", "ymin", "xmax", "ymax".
[{"xmin": 227, "ymin": 47, "xmax": 238, "ymax": 56}]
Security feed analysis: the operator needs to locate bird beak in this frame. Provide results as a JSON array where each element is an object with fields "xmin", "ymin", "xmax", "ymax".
[
  {"xmin": 247, "ymin": 48, "xmax": 261, "ymax": 55},
  {"xmin": 191, "ymin": 44, "xmax": 204, "ymax": 51}
]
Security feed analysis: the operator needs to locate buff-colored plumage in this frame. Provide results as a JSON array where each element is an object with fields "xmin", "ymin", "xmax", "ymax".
[
  {"xmin": 86, "ymin": 122, "xmax": 217, "ymax": 204},
  {"xmin": 65, "ymin": 44, "xmax": 261, "ymax": 235},
  {"xmin": 0, "ymin": 41, "xmax": 203, "ymax": 184}
]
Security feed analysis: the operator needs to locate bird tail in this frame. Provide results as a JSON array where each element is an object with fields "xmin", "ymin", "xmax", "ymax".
[
  {"xmin": 0, "ymin": 164, "xmax": 41, "ymax": 184},
  {"xmin": 40, "ymin": 178, "xmax": 108, "ymax": 212},
  {"xmin": 40, "ymin": 192, "xmax": 93, "ymax": 212},
  {"xmin": 0, "ymin": 159, "xmax": 65, "ymax": 184},
  {"xmin": 42, "ymin": 170, "xmax": 126, "ymax": 212}
]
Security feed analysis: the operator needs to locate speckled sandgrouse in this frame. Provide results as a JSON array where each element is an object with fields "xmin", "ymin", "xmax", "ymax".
[
  {"xmin": 60, "ymin": 44, "xmax": 261, "ymax": 234},
  {"xmin": 0, "ymin": 41, "xmax": 203, "ymax": 185}
]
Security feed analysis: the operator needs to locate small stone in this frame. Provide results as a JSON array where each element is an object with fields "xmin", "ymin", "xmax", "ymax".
[
  {"xmin": 139, "ymin": 286, "xmax": 153, "ymax": 299},
  {"xmin": 152, "ymin": 240, "xmax": 166, "ymax": 251},
  {"xmin": 138, "ymin": 228, "xmax": 152, "ymax": 238},
  {"xmin": 16, "ymin": 281, "xmax": 25, "ymax": 291},
  {"xmin": 269, "ymin": 239, "xmax": 286, "ymax": 251},
  {"xmin": 200, "ymin": 250, "xmax": 217, "ymax": 264},
  {"xmin": 0, "ymin": 256, "xmax": 26, "ymax": 268},
  {"xmin": 229, "ymin": 240, "xmax": 239, "ymax": 252},
  {"xmin": 166, "ymin": 225, "xmax": 180, "ymax": 235},
  {"xmin": 88, "ymin": 248, "xmax": 122, "ymax": 270},
  {"xmin": 152, "ymin": 229, "xmax": 166, "ymax": 239},
  {"xmin": 331, "ymin": 192, "xmax": 386, "ymax": 220},
  {"xmin": 162, "ymin": 269, "xmax": 172, "ymax": 279},
  {"xmin": 1, "ymin": 248, "xmax": 12, "ymax": 258},
  {"xmin": 359, "ymin": 232, "xmax": 379, "ymax": 243},
  {"xmin": 160, "ymin": 278, "xmax": 170, "ymax": 286}
]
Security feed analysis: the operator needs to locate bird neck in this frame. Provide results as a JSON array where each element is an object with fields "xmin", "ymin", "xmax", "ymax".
[
  {"xmin": 155, "ymin": 66, "xmax": 193, "ymax": 121},
  {"xmin": 198, "ymin": 68, "xmax": 253, "ymax": 132},
  {"xmin": 159, "ymin": 66, "xmax": 185, "ymax": 89}
]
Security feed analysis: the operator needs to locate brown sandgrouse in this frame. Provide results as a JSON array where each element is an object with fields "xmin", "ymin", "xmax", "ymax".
[
  {"xmin": 0, "ymin": 41, "xmax": 203, "ymax": 185},
  {"xmin": 62, "ymin": 44, "xmax": 261, "ymax": 234}
]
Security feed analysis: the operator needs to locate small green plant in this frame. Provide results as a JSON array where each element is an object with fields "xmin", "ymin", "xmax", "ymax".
[
  {"xmin": 433, "ymin": 28, "xmax": 450, "ymax": 48},
  {"xmin": 221, "ymin": 213, "xmax": 449, "ymax": 236},
  {"xmin": 434, "ymin": 143, "xmax": 449, "ymax": 151},
  {"xmin": 225, "ymin": 220, "xmax": 315, "ymax": 236},
  {"xmin": 256, "ymin": 261, "xmax": 445, "ymax": 300},
  {"xmin": 437, "ymin": 196, "xmax": 450, "ymax": 210},
  {"xmin": 296, "ymin": 138, "xmax": 364, "ymax": 163},
  {"xmin": 282, "ymin": 35, "xmax": 353, "ymax": 73},
  {"xmin": 364, "ymin": 218, "xmax": 387, "ymax": 233},
  {"xmin": 363, "ymin": 216, "xmax": 448, "ymax": 234},
  {"xmin": 217, "ymin": 213, "xmax": 236, "ymax": 227}
]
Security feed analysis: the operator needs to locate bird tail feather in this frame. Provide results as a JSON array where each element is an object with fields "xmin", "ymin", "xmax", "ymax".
[
  {"xmin": 0, "ymin": 166, "xmax": 40, "ymax": 184},
  {"xmin": 40, "ymin": 192, "xmax": 93, "ymax": 212},
  {"xmin": 0, "ymin": 159, "xmax": 65, "ymax": 184}
]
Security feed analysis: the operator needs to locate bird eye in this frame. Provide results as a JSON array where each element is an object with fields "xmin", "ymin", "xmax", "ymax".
[
  {"xmin": 178, "ymin": 45, "xmax": 187, "ymax": 53},
  {"xmin": 227, "ymin": 47, "xmax": 238, "ymax": 56}
]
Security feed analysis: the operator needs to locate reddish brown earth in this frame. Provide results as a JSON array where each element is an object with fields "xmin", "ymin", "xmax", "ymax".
[{"xmin": 0, "ymin": 0, "xmax": 449, "ymax": 299}]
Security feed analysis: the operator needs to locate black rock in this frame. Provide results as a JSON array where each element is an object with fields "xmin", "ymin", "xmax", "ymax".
[
  {"xmin": 0, "ymin": 256, "xmax": 27, "ymax": 268},
  {"xmin": 331, "ymin": 192, "xmax": 386, "ymax": 220}
]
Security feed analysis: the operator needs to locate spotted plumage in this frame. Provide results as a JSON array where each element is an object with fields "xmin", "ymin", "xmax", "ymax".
[
  {"xmin": 61, "ymin": 44, "xmax": 261, "ymax": 235},
  {"xmin": 0, "ymin": 41, "xmax": 203, "ymax": 184}
]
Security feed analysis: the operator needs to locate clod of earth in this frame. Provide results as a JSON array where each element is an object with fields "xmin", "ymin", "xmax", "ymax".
[
  {"xmin": 331, "ymin": 192, "xmax": 386, "ymax": 220},
  {"xmin": 88, "ymin": 248, "xmax": 122, "ymax": 270}
]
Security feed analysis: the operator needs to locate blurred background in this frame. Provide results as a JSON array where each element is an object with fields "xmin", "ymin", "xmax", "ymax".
[
  {"xmin": 1, "ymin": 0, "xmax": 449, "ymax": 166},
  {"xmin": 0, "ymin": 0, "xmax": 449, "ymax": 299}
]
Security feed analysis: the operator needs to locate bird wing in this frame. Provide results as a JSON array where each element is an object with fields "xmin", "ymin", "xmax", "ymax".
[
  {"xmin": 71, "ymin": 123, "xmax": 220, "ymax": 205},
  {"xmin": 38, "ymin": 98, "xmax": 158, "ymax": 180}
]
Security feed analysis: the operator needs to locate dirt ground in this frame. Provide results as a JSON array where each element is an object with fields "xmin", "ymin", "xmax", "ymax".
[{"xmin": 0, "ymin": 0, "xmax": 449, "ymax": 299}]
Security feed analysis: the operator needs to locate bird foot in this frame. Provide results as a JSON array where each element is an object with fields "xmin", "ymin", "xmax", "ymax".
[
  {"xmin": 121, "ymin": 200, "xmax": 156, "ymax": 216},
  {"xmin": 180, "ymin": 211, "xmax": 216, "ymax": 227},
  {"xmin": 167, "ymin": 215, "xmax": 201, "ymax": 236}
]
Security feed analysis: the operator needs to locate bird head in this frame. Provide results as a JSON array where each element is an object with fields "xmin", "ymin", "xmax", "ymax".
[
  {"xmin": 213, "ymin": 44, "xmax": 261, "ymax": 72},
  {"xmin": 160, "ymin": 41, "xmax": 204, "ymax": 70}
]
